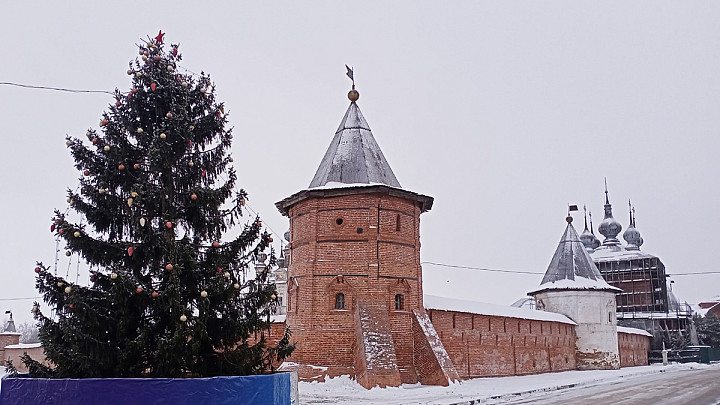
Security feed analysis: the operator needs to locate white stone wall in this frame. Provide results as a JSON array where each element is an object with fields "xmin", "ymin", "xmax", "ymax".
[{"xmin": 535, "ymin": 289, "xmax": 620, "ymax": 370}]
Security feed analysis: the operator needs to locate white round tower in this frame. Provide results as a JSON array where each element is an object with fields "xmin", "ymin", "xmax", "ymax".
[{"xmin": 529, "ymin": 215, "xmax": 621, "ymax": 370}]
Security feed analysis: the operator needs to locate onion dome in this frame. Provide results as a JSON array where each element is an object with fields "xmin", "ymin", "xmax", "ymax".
[
  {"xmin": 579, "ymin": 206, "xmax": 596, "ymax": 251},
  {"xmin": 589, "ymin": 211, "xmax": 601, "ymax": 249},
  {"xmin": 598, "ymin": 184, "xmax": 622, "ymax": 245},
  {"xmin": 623, "ymin": 202, "xmax": 643, "ymax": 250}
]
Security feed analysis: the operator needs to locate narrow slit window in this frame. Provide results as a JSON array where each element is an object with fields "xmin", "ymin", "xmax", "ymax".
[
  {"xmin": 396, "ymin": 214, "xmax": 401, "ymax": 232},
  {"xmin": 335, "ymin": 293, "xmax": 345, "ymax": 310},
  {"xmin": 394, "ymin": 294, "xmax": 404, "ymax": 310}
]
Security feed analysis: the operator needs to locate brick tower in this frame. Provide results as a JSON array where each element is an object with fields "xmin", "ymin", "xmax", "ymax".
[{"xmin": 276, "ymin": 86, "xmax": 458, "ymax": 388}]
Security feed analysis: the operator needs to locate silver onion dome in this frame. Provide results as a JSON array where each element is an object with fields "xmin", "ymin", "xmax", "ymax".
[
  {"xmin": 579, "ymin": 207, "xmax": 596, "ymax": 251},
  {"xmin": 598, "ymin": 186, "xmax": 622, "ymax": 245},
  {"xmin": 623, "ymin": 202, "xmax": 643, "ymax": 250}
]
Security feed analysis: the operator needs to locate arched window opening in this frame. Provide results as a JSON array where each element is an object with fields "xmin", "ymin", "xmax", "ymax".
[
  {"xmin": 335, "ymin": 293, "xmax": 345, "ymax": 310},
  {"xmin": 395, "ymin": 294, "xmax": 404, "ymax": 310}
]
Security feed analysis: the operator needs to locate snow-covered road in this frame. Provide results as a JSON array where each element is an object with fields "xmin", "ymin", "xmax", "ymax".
[
  {"xmin": 499, "ymin": 366, "xmax": 720, "ymax": 405},
  {"xmin": 299, "ymin": 363, "xmax": 720, "ymax": 404}
]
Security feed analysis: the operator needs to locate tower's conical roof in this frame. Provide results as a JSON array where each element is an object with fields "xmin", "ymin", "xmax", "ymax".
[
  {"xmin": 529, "ymin": 218, "xmax": 620, "ymax": 295},
  {"xmin": 308, "ymin": 101, "xmax": 401, "ymax": 189}
]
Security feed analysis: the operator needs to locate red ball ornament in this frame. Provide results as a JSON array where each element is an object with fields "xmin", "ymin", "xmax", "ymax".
[
  {"xmin": 100, "ymin": 119, "xmax": 109, "ymax": 126},
  {"xmin": 50, "ymin": 224, "xmax": 56, "ymax": 232},
  {"xmin": 69, "ymin": 304, "xmax": 74, "ymax": 309},
  {"xmin": 58, "ymin": 229, "xmax": 65, "ymax": 235},
  {"xmin": 216, "ymin": 111, "xmax": 222, "ymax": 118},
  {"xmin": 151, "ymin": 83, "xmax": 157, "ymax": 92},
  {"xmin": 190, "ymin": 193, "xmax": 197, "ymax": 200},
  {"xmin": 166, "ymin": 112, "xmax": 173, "ymax": 119},
  {"xmin": 127, "ymin": 246, "xmax": 134, "ymax": 257},
  {"xmin": 187, "ymin": 140, "xmax": 192, "ymax": 146},
  {"xmin": 152, "ymin": 291, "xmax": 158, "ymax": 298},
  {"xmin": 92, "ymin": 138, "xmax": 99, "ymax": 145},
  {"xmin": 116, "ymin": 100, "xmax": 121, "ymax": 107},
  {"xmin": 257, "ymin": 221, "xmax": 262, "ymax": 227},
  {"xmin": 133, "ymin": 163, "xmax": 140, "ymax": 170},
  {"xmin": 154, "ymin": 55, "xmax": 161, "ymax": 61},
  {"xmin": 202, "ymin": 170, "xmax": 207, "ymax": 177},
  {"xmin": 269, "ymin": 237, "xmax": 273, "ymax": 243},
  {"xmin": 84, "ymin": 170, "xmax": 90, "ymax": 176},
  {"xmin": 212, "ymin": 241, "xmax": 220, "ymax": 248},
  {"xmin": 34, "ymin": 266, "xmax": 41, "ymax": 273},
  {"xmin": 172, "ymin": 47, "xmax": 178, "ymax": 57},
  {"xmin": 166, "ymin": 264, "xmax": 173, "ymax": 271},
  {"xmin": 118, "ymin": 164, "xmax": 125, "ymax": 171},
  {"xmin": 136, "ymin": 287, "xmax": 143, "ymax": 293},
  {"xmin": 131, "ymin": 88, "xmax": 138, "ymax": 94},
  {"xmin": 218, "ymin": 267, "xmax": 222, "ymax": 273},
  {"xmin": 165, "ymin": 221, "xmax": 173, "ymax": 228},
  {"xmin": 127, "ymin": 93, "xmax": 132, "ymax": 99},
  {"xmin": 55, "ymin": 218, "xmax": 62, "ymax": 224}
]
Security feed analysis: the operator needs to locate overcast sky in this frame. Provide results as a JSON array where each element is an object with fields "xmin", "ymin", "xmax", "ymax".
[{"xmin": 1, "ymin": 2, "xmax": 719, "ymax": 325}]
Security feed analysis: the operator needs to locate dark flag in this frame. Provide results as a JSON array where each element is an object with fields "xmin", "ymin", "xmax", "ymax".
[
  {"xmin": 345, "ymin": 65, "xmax": 354, "ymax": 83},
  {"xmin": 569, "ymin": 205, "xmax": 579, "ymax": 211},
  {"xmin": 4, "ymin": 310, "xmax": 10, "ymax": 314}
]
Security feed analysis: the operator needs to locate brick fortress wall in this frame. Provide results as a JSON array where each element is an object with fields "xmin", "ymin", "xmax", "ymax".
[
  {"xmin": 427, "ymin": 309, "xmax": 577, "ymax": 378},
  {"xmin": 284, "ymin": 191, "xmax": 459, "ymax": 387},
  {"xmin": 617, "ymin": 331, "xmax": 651, "ymax": 367}
]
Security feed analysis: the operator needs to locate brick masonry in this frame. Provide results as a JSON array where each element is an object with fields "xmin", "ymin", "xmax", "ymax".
[
  {"xmin": 618, "ymin": 331, "xmax": 651, "ymax": 367},
  {"xmin": 277, "ymin": 188, "xmax": 652, "ymax": 388}
]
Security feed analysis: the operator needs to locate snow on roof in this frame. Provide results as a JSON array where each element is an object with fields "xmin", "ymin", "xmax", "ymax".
[
  {"xmin": 590, "ymin": 245, "xmax": 656, "ymax": 262},
  {"xmin": 4, "ymin": 343, "xmax": 41, "ymax": 349},
  {"xmin": 528, "ymin": 223, "xmax": 620, "ymax": 295},
  {"xmin": 617, "ymin": 326, "xmax": 652, "ymax": 337},
  {"xmin": 424, "ymin": 295, "xmax": 576, "ymax": 325},
  {"xmin": 308, "ymin": 101, "xmax": 401, "ymax": 189},
  {"xmin": 270, "ymin": 314, "xmax": 286, "ymax": 323},
  {"xmin": 529, "ymin": 277, "xmax": 622, "ymax": 295},
  {"xmin": 0, "ymin": 332, "xmax": 20, "ymax": 336}
]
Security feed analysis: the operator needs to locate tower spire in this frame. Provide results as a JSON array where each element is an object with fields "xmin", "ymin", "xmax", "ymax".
[{"xmin": 599, "ymin": 179, "xmax": 622, "ymax": 245}]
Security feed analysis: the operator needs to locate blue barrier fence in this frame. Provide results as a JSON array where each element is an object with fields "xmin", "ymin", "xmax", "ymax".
[{"xmin": 0, "ymin": 373, "xmax": 292, "ymax": 405}]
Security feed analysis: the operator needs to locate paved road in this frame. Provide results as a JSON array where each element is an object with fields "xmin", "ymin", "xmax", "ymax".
[{"xmin": 498, "ymin": 367, "xmax": 720, "ymax": 405}]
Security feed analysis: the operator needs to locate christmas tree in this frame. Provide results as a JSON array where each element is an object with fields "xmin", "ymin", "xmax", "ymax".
[{"xmin": 22, "ymin": 31, "xmax": 293, "ymax": 378}]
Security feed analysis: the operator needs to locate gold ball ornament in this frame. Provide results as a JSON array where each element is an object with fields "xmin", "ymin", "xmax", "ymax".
[
  {"xmin": 127, "ymin": 69, "xmax": 133, "ymax": 75},
  {"xmin": 180, "ymin": 315, "xmax": 187, "ymax": 322},
  {"xmin": 136, "ymin": 72, "xmax": 142, "ymax": 78},
  {"xmin": 64, "ymin": 286, "xmax": 71, "ymax": 294},
  {"xmin": 127, "ymin": 198, "xmax": 133, "ymax": 207},
  {"xmin": 224, "ymin": 272, "xmax": 231, "ymax": 279},
  {"xmin": 57, "ymin": 281, "xmax": 64, "ymax": 287},
  {"xmin": 139, "ymin": 218, "xmax": 146, "ymax": 227},
  {"xmin": 104, "ymin": 145, "xmax": 110, "ymax": 152},
  {"xmin": 181, "ymin": 81, "xmax": 188, "ymax": 88},
  {"xmin": 73, "ymin": 231, "xmax": 81, "ymax": 237},
  {"xmin": 200, "ymin": 291, "xmax": 208, "ymax": 298},
  {"xmin": 136, "ymin": 128, "xmax": 143, "ymax": 134},
  {"xmin": 233, "ymin": 283, "xmax": 240, "ymax": 289},
  {"xmin": 66, "ymin": 140, "xmax": 73, "ymax": 147},
  {"xmin": 167, "ymin": 65, "xmax": 174, "ymax": 72},
  {"xmin": 188, "ymin": 161, "xmax": 194, "ymax": 167},
  {"xmin": 110, "ymin": 273, "xmax": 118, "ymax": 279},
  {"xmin": 348, "ymin": 89, "xmax": 360, "ymax": 102},
  {"xmin": 229, "ymin": 157, "xmax": 234, "ymax": 162},
  {"xmin": 142, "ymin": 55, "xmax": 148, "ymax": 61},
  {"xmin": 131, "ymin": 191, "xmax": 138, "ymax": 198},
  {"xmin": 271, "ymin": 294, "xmax": 276, "ymax": 300},
  {"xmin": 98, "ymin": 188, "xmax": 106, "ymax": 194},
  {"xmin": 31, "ymin": 305, "xmax": 39, "ymax": 313},
  {"xmin": 160, "ymin": 133, "xmax": 166, "ymax": 139}
]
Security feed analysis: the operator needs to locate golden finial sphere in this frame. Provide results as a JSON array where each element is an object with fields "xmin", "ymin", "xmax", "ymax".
[{"xmin": 348, "ymin": 89, "xmax": 359, "ymax": 102}]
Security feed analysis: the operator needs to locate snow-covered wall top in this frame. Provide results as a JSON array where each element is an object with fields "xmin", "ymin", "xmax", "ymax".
[
  {"xmin": 4, "ymin": 343, "xmax": 42, "ymax": 349},
  {"xmin": 424, "ymin": 295, "xmax": 577, "ymax": 325},
  {"xmin": 530, "ymin": 277, "xmax": 622, "ymax": 294},
  {"xmin": 591, "ymin": 246, "xmax": 656, "ymax": 262},
  {"xmin": 616, "ymin": 326, "xmax": 653, "ymax": 337}
]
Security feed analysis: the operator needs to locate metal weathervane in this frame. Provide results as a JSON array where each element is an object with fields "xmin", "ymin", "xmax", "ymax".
[{"xmin": 345, "ymin": 65, "xmax": 354, "ymax": 87}]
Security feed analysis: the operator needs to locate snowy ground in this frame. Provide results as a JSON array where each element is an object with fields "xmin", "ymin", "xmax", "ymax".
[{"xmin": 299, "ymin": 363, "xmax": 719, "ymax": 405}]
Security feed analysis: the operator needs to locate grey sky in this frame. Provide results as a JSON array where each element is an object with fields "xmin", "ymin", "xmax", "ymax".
[{"xmin": 1, "ymin": 2, "xmax": 719, "ymax": 325}]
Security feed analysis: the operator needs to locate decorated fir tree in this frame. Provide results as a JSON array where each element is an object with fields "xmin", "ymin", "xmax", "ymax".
[{"xmin": 24, "ymin": 31, "xmax": 293, "ymax": 378}]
